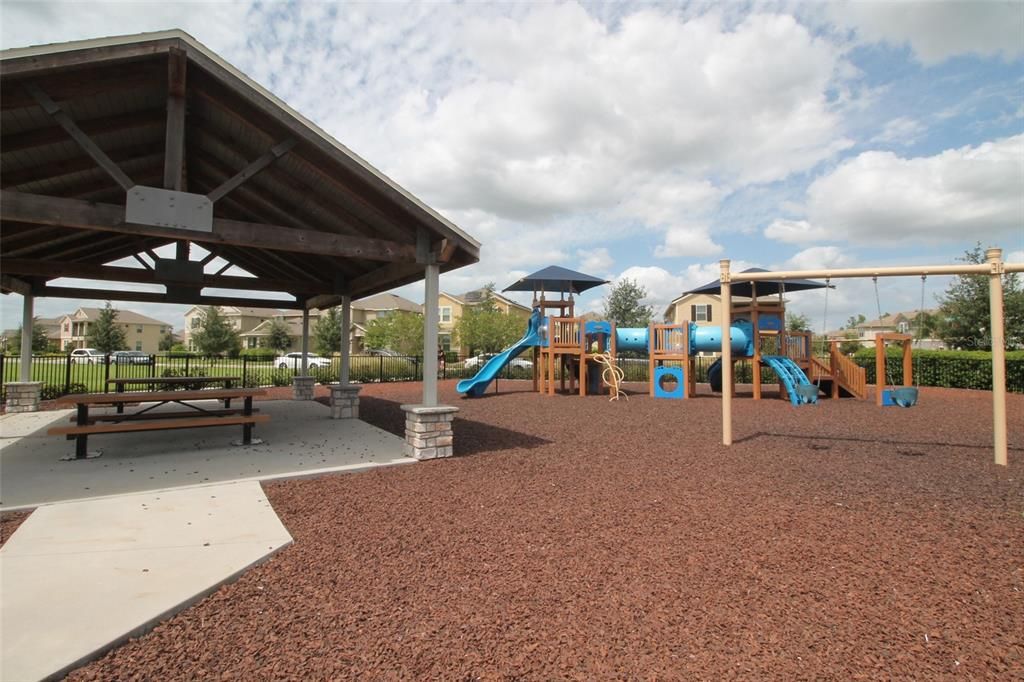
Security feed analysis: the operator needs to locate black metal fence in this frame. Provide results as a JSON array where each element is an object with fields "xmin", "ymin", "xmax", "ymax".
[{"xmin": 2, "ymin": 350, "xmax": 1021, "ymax": 402}]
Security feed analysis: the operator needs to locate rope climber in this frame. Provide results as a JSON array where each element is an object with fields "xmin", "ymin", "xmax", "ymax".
[{"xmin": 591, "ymin": 353, "xmax": 627, "ymax": 401}]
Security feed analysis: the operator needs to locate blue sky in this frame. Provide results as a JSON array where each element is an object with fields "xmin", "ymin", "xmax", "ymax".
[{"xmin": 1, "ymin": 1, "xmax": 1022, "ymax": 334}]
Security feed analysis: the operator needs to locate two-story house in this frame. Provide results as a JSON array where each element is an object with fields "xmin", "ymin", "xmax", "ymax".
[
  {"xmin": 437, "ymin": 288, "xmax": 533, "ymax": 355},
  {"xmin": 847, "ymin": 310, "xmax": 944, "ymax": 349},
  {"xmin": 182, "ymin": 306, "xmax": 282, "ymax": 351},
  {"xmin": 58, "ymin": 308, "xmax": 173, "ymax": 353}
]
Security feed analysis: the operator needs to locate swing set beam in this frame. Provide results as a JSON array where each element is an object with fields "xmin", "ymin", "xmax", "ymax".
[{"xmin": 719, "ymin": 248, "xmax": 1024, "ymax": 466}]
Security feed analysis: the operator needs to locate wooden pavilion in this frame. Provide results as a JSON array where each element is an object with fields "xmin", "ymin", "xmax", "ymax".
[{"xmin": 1, "ymin": 30, "xmax": 479, "ymax": 455}]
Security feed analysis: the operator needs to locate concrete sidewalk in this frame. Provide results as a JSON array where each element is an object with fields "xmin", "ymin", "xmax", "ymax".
[
  {"xmin": 1, "ymin": 399, "xmax": 415, "ymax": 510},
  {"xmin": 0, "ymin": 481, "xmax": 292, "ymax": 682}
]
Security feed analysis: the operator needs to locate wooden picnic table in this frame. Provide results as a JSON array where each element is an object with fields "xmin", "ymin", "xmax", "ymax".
[
  {"xmin": 50, "ymin": 387, "xmax": 269, "ymax": 460},
  {"xmin": 106, "ymin": 376, "xmax": 242, "ymax": 413}
]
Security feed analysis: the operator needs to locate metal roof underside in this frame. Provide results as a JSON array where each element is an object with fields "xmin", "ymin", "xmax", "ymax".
[{"xmin": 0, "ymin": 30, "xmax": 480, "ymax": 309}]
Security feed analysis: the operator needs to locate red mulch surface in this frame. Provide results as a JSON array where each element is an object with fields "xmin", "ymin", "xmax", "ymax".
[
  {"xmin": 0, "ymin": 510, "xmax": 31, "ymax": 548},
  {"xmin": 69, "ymin": 381, "xmax": 1024, "ymax": 680}
]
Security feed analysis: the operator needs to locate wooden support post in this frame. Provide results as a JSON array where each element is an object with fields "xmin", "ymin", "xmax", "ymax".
[
  {"xmin": 902, "ymin": 338, "xmax": 912, "ymax": 387},
  {"xmin": 875, "ymin": 336, "xmax": 885, "ymax": 407},
  {"xmin": 987, "ymin": 248, "xmax": 1008, "ymax": 466},
  {"xmin": 20, "ymin": 293, "xmax": 33, "ymax": 383},
  {"xmin": 164, "ymin": 48, "xmax": 187, "ymax": 191},
  {"xmin": 339, "ymin": 295, "xmax": 351, "ymax": 385},
  {"xmin": 721, "ymin": 260, "xmax": 733, "ymax": 446}
]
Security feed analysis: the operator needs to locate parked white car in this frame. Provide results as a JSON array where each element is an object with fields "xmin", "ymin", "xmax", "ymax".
[
  {"xmin": 274, "ymin": 352, "xmax": 328, "ymax": 370},
  {"xmin": 463, "ymin": 354, "xmax": 533, "ymax": 370},
  {"xmin": 69, "ymin": 348, "xmax": 106, "ymax": 364}
]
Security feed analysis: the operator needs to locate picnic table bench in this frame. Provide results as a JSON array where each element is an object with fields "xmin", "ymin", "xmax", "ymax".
[
  {"xmin": 49, "ymin": 387, "xmax": 269, "ymax": 460},
  {"xmin": 106, "ymin": 376, "xmax": 242, "ymax": 413}
]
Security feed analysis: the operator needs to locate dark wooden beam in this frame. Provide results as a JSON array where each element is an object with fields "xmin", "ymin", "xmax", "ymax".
[
  {"xmin": 34, "ymin": 285, "xmax": 306, "ymax": 309},
  {"xmin": 133, "ymin": 254, "xmax": 153, "ymax": 270},
  {"xmin": 0, "ymin": 40, "xmax": 174, "ymax": 77},
  {"xmin": 349, "ymin": 263, "xmax": 424, "ymax": 298},
  {"xmin": 1, "ymin": 141, "xmax": 162, "ymax": 187},
  {"xmin": 2, "ymin": 258, "xmax": 331, "ymax": 294},
  {"xmin": 0, "ymin": 191, "xmax": 417, "ymax": 262},
  {"xmin": 1, "ymin": 274, "xmax": 33, "ymax": 296},
  {"xmin": 164, "ymin": 49, "xmax": 187, "ymax": 191},
  {"xmin": 206, "ymin": 137, "xmax": 296, "ymax": 203},
  {"xmin": 25, "ymin": 84, "xmax": 135, "ymax": 191},
  {"xmin": 199, "ymin": 250, "xmax": 219, "ymax": 266},
  {"xmin": 1, "ymin": 60, "xmax": 164, "ymax": 110},
  {"xmin": 1, "ymin": 108, "xmax": 164, "ymax": 153}
]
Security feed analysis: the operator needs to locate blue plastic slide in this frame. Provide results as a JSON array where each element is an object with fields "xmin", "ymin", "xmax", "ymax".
[
  {"xmin": 761, "ymin": 355, "xmax": 817, "ymax": 406},
  {"xmin": 456, "ymin": 308, "xmax": 542, "ymax": 397}
]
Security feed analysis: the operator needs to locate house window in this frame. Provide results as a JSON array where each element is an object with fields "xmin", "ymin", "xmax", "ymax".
[
  {"xmin": 691, "ymin": 304, "xmax": 712, "ymax": 322},
  {"xmin": 439, "ymin": 306, "xmax": 452, "ymax": 323},
  {"xmin": 63, "ymin": 323, "xmax": 70, "ymax": 332},
  {"xmin": 135, "ymin": 341, "xmax": 143, "ymax": 351},
  {"xmin": 248, "ymin": 337, "xmax": 259, "ymax": 348},
  {"xmin": 898, "ymin": 321, "xmax": 908, "ymax": 333},
  {"xmin": 439, "ymin": 334, "xmax": 452, "ymax": 352},
  {"xmin": 136, "ymin": 326, "xmax": 143, "ymax": 333},
  {"xmin": 191, "ymin": 318, "xmax": 201, "ymax": 328}
]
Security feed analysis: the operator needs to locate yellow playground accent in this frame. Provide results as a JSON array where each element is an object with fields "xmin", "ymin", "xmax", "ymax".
[{"xmin": 592, "ymin": 353, "xmax": 627, "ymax": 401}]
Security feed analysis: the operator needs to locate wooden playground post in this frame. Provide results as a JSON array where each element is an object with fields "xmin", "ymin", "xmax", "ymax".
[
  {"xmin": 874, "ymin": 333, "xmax": 912, "ymax": 406},
  {"xmin": 719, "ymin": 251, "xmax": 1023, "ymax": 465}
]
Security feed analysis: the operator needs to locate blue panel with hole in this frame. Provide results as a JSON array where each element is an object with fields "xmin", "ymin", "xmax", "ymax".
[{"xmin": 654, "ymin": 366, "xmax": 685, "ymax": 399}]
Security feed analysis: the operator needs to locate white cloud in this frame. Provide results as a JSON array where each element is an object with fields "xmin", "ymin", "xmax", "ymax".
[
  {"xmin": 577, "ymin": 247, "xmax": 613, "ymax": 273},
  {"xmin": 782, "ymin": 246, "xmax": 854, "ymax": 271},
  {"xmin": 831, "ymin": 1, "xmax": 1024, "ymax": 64},
  {"xmin": 805, "ymin": 134, "xmax": 1024, "ymax": 245},
  {"xmin": 763, "ymin": 218, "xmax": 830, "ymax": 244},
  {"xmin": 654, "ymin": 225, "xmax": 724, "ymax": 258},
  {"xmin": 871, "ymin": 116, "xmax": 925, "ymax": 146},
  {"xmin": 1006, "ymin": 250, "xmax": 1024, "ymax": 264},
  {"xmin": 386, "ymin": 6, "xmax": 851, "ymax": 234}
]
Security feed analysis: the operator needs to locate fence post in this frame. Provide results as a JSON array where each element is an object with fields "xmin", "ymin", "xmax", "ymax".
[
  {"xmin": 103, "ymin": 353, "xmax": 111, "ymax": 392},
  {"xmin": 185, "ymin": 355, "xmax": 190, "ymax": 376},
  {"xmin": 414, "ymin": 355, "xmax": 420, "ymax": 381},
  {"xmin": 379, "ymin": 354, "xmax": 384, "ymax": 383},
  {"xmin": 64, "ymin": 353, "xmax": 72, "ymax": 395},
  {"xmin": 243, "ymin": 355, "xmax": 248, "ymax": 386}
]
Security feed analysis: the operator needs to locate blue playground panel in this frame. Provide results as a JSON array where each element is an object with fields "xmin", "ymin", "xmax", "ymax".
[{"xmin": 653, "ymin": 366, "xmax": 685, "ymax": 399}]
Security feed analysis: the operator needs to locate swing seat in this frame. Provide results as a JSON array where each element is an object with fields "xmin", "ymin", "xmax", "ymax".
[
  {"xmin": 892, "ymin": 387, "xmax": 918, "ymax": 408},
  {"xmin": 795, "ymin": 384, "xmax": 819, "ymax": 404}
]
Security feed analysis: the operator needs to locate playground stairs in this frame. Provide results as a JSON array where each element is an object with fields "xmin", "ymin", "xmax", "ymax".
[{"xmin": 800, "ymin": 351, "xmax": 867, "ymax": 400}]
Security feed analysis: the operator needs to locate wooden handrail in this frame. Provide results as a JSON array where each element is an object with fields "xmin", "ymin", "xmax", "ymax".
[{"xmin": 829, "ymin": 341, "xmax": 867, "ymax": 399}]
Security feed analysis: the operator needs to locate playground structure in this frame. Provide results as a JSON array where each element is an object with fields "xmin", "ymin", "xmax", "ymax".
[{"xmin": 716, "ymin": 248, "xmax": 1023, "ymax": 466}]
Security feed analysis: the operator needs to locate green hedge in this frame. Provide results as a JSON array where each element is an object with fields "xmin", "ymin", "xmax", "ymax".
[{"xmin": 851, "ymin": 348, "xmax": 1024, "ymax": 392}]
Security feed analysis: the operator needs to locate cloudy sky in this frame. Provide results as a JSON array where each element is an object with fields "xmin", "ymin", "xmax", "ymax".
[{"xmin": 1, "ymin": 1, "xmax": 1022, "ymax": 335}]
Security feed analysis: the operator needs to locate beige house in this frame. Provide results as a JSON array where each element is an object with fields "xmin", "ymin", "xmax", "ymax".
[
  {"xmin": 1, "ymin": 317, "xmax": 62, "ymax": 352},
  {"xmin": 241, "ymin": 293, "xmax": 423, "ymax": 353},
  {"xmin": 182, "ymin": 306, "xmax": 282, "ymax": 351},
  {"xmin": 664, "ymin": 293, "xmax": 727, "ymax": 327},
  {"xmin": 842, "ymin": 309, "xmax": 944, "ymax": 349},
  {"xmin": 58, "ymin": 308, "xmax": 173, "ymax": 353},
  {"xmin": 438, "ymin": 288, "xmax": 532, "ymax": 354}
]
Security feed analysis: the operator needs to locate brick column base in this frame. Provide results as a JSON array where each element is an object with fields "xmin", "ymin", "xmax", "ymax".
[
  {"xmin": 4, "ymin": 382, "xmax": 43, "ymax": 413},
  {"xmin": 401, "ymin": 404, "xmax": 458, "ymax": 460},
  {"xmin": 293, "ymin": 376, "xmax": 316, "ymax": 400},
  {"xmin": 329, "ymin": 384, "xmax": 361, "ymax": 419}
]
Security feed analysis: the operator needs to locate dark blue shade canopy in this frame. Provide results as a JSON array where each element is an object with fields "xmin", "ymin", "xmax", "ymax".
[
  {"xmin": 685, "ymin": 267, "xmax": 831, "ymax": 298},
  {"xmin": 503, "ymin": 266, "xmax": 609, "ymax": 294}
]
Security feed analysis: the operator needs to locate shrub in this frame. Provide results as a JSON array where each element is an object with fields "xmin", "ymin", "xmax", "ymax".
[
  {"xmin": 240, "ymin": 348, "xmax": 276, "ymax": 360},
  {"xmin": 852, "ymin": 348, "xmax": 1024, "ymax": 392}
]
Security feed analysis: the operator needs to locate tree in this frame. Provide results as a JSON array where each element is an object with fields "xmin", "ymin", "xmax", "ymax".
[
  {"xmin": 364, "ymin": 311, "xmax": 424, "ymax": 356},
  {"xmin": 844, "ymin": 314, "xmax": 866, "ymax": 330},
  {"xmin": 313, "ymin": 307, "xmax": 343, "ymax": 355},
  {"xmin": 839, "ymin": 330, "xmax": 862, "ymax": 356},
  {"xmin": 191, "ymin": 306, "xmax": 242, "ymax": 355},
  {"xmin": 786, "ymin": 313, "xmax": 810, "ymax": 332},
  {"xmin": 936, "ymin": 244, "xmax": 1024, "ymax": 350},
  {"xmin": 263, "ymin": 318, "xmax": 293, "ymax": 352},
  {"xmin": 603, "ymin": 278, "xmax": 653, "ymax": 327},
  {"xmin": 86, "ymin": 302, "xmax": 127, "ymax": 352},
  {"xmin": 455, "ymin": 306, "xmax": 522, "ymax": 356},
  {"xmin": 12, "ymin": 317, "xmax": 50, "ymax": 353},
  {"xmin": 158, "ymin": 330, "xmax": 176, "ymax": 351}
]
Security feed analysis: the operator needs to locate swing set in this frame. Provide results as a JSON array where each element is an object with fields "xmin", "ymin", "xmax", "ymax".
[
  {"xmin": 871, "ymin": 275, "xmax": 925, "ymax": 408},
  {"xmin": 717, "ymin": 247, "xmax": 1022, "ymax": 466}
]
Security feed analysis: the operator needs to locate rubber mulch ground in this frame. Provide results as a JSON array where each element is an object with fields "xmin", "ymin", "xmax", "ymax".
[{"xmin": 68, "ymin": 381, "xmax": 1023, "ymax": 680}]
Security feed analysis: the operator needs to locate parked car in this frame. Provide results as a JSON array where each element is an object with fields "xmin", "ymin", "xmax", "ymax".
[
  {"xmin": 365, "ymin": 348, "xmax": 401, "ymax": 357},
  {"xmin": 69, "ymin": 348, "xmax": 106, "ymax": 364},
  {"xmin": 274, "ymin": 352, "xmax": 328, "ymax": 370},
  {"xmin": 463, "ymin": 354, "xmax": 533, "ymax": 371},
  {"xmin": 112, "ymin": 350, "xmax": 151, "ymax": 365}
]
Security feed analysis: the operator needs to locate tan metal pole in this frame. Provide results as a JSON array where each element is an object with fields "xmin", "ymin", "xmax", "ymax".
[
  {"xmin": 987, "ymin": 248, "xmax": 1008, "ymax": 466},
  {"xmin": 720, "ymin": 259, "xmax": 732, "ymax": 446}
]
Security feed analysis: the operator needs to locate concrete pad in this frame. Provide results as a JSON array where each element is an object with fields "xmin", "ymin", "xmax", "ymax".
[
  {"xmin": 0, "ymin": 481, "xmax": 292, "ymax": 682},
  {"xmin": 0, "ymin": 400, "xmax": 415, "ymax": 510}
]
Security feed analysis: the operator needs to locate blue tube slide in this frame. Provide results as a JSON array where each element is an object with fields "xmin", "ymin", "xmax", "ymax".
[{"xmin": 456, "ymin": 308, "xmax": 542, "ymax": 397}]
